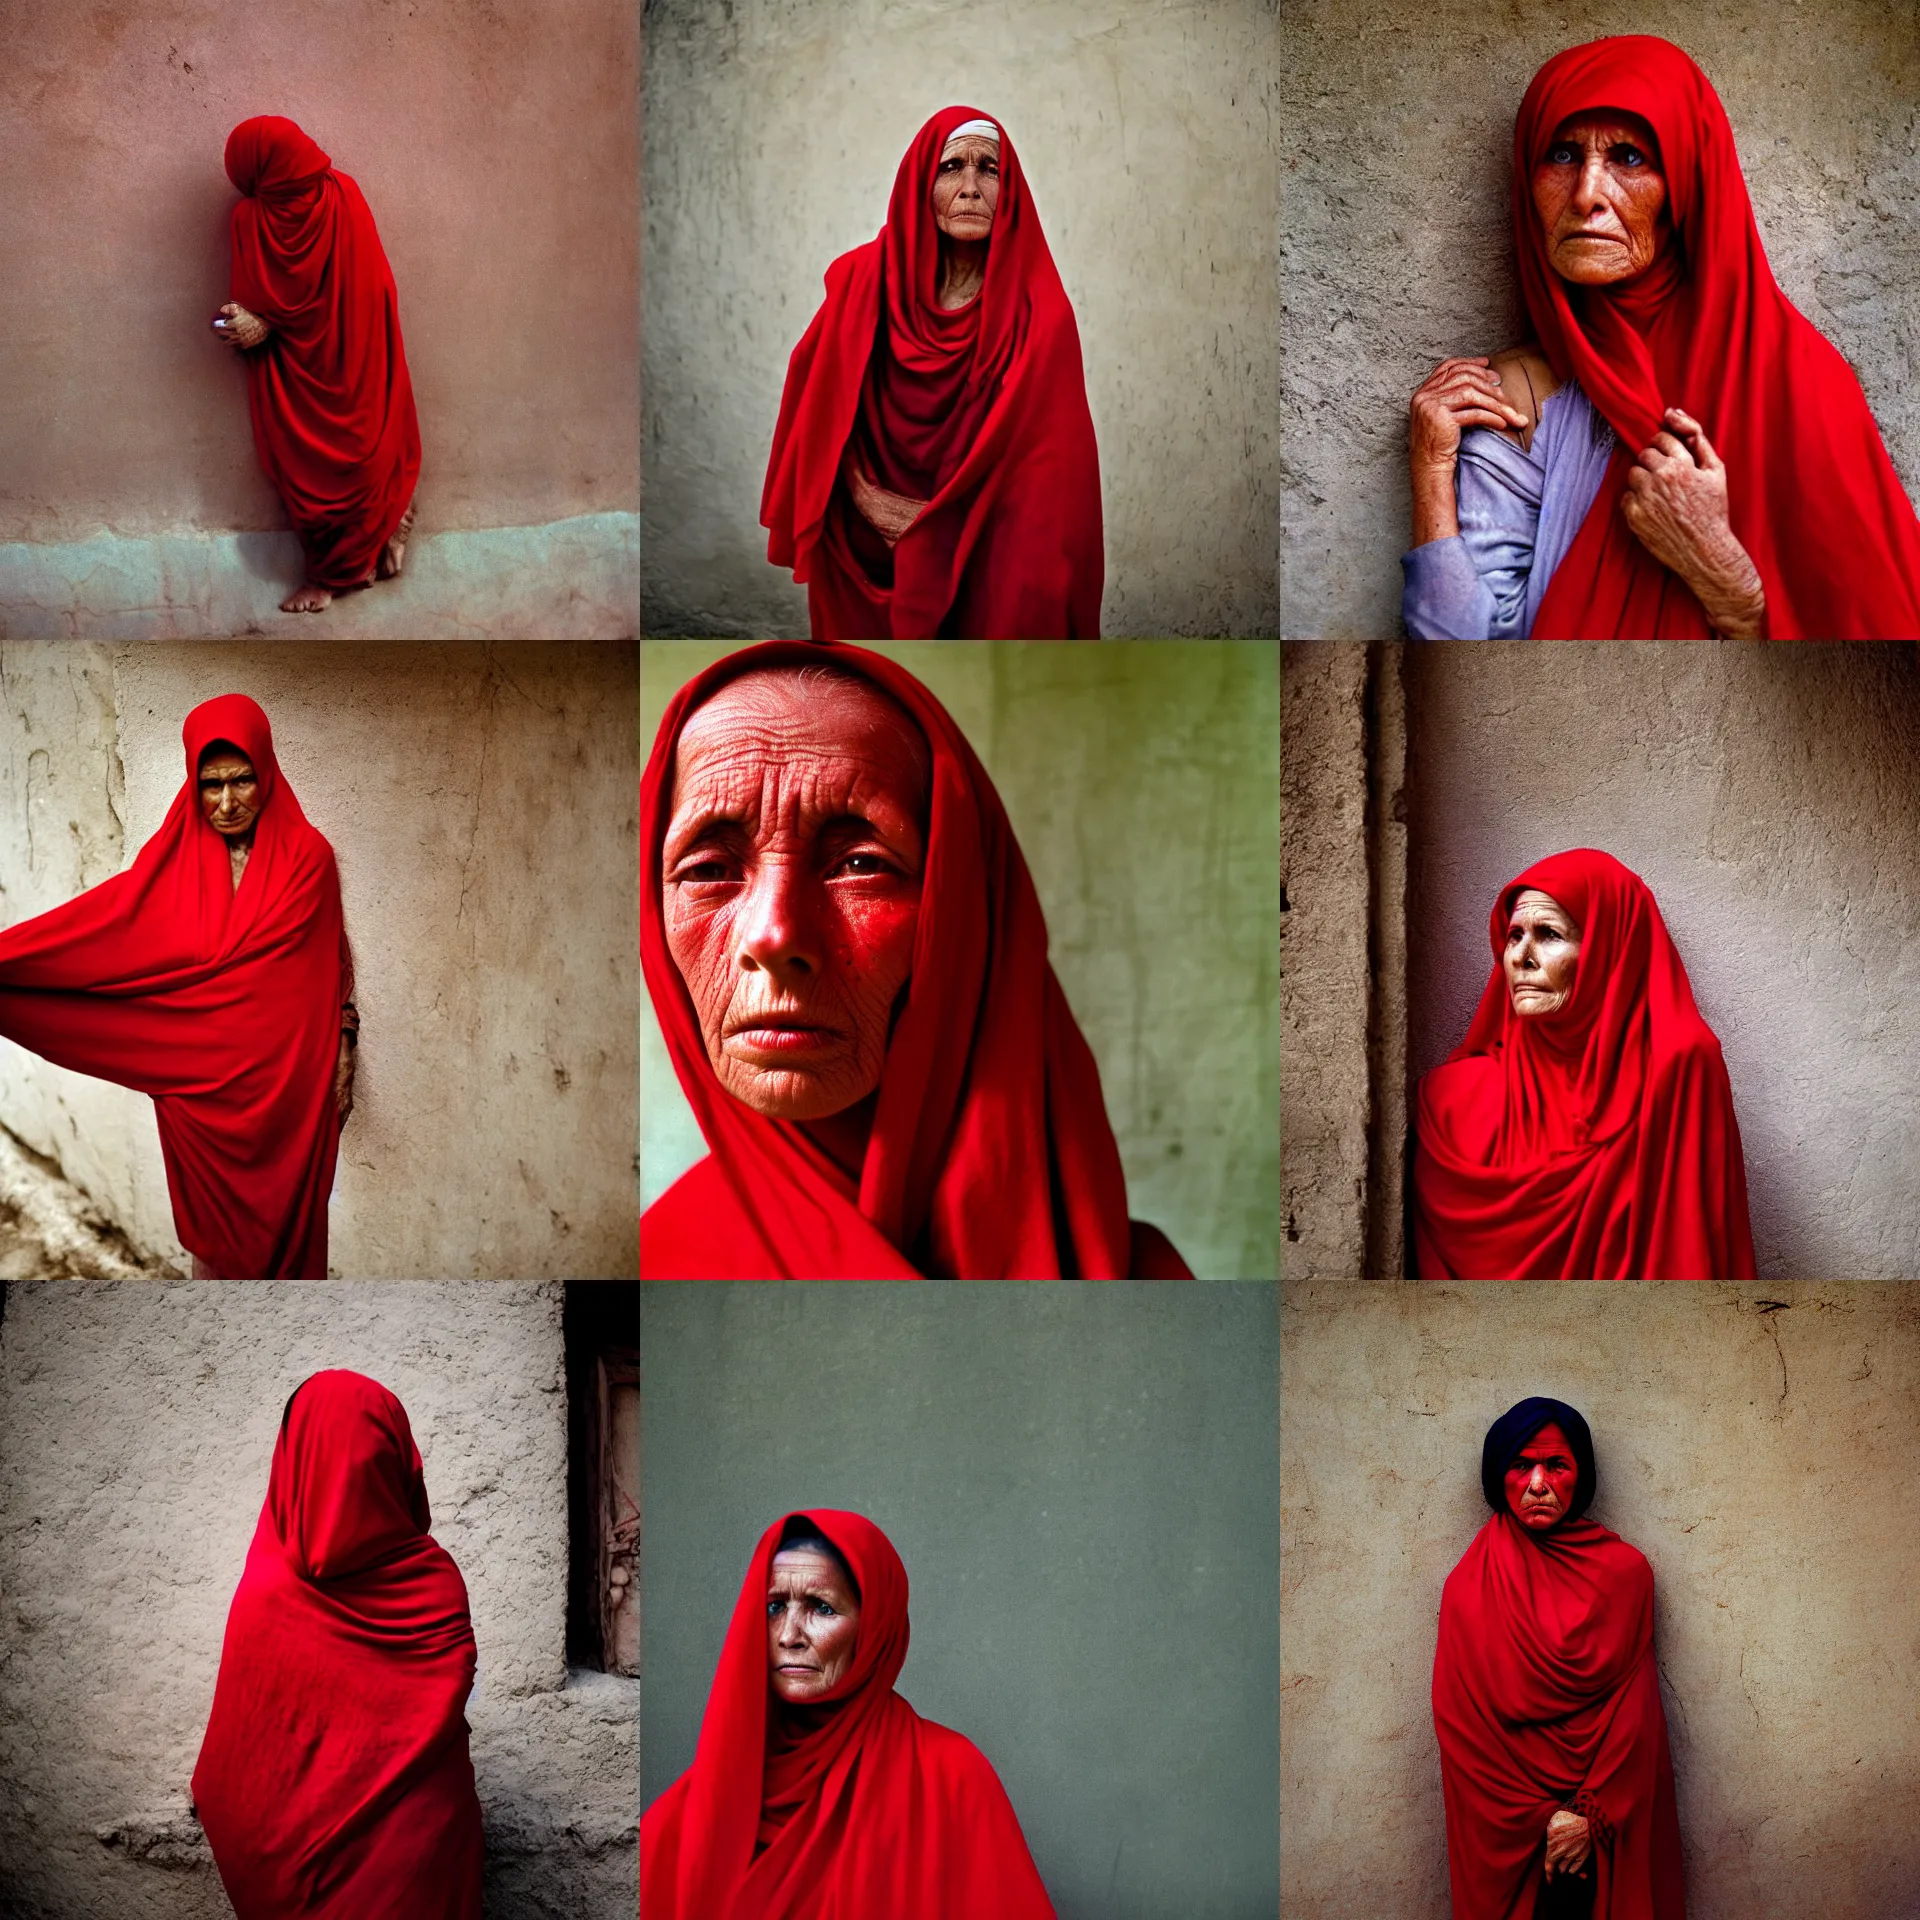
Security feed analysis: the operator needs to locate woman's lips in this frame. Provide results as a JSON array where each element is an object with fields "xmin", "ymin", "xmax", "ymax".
[{"xmin": 730, "ymin": 1021, "xmax": 840, "ymax": 1055}]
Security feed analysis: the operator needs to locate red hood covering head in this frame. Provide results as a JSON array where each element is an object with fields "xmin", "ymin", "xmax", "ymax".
[
  {"xmin": 224, "ymin": 114, "xmax": 421, "ymax": 591},
  {"xmin": 641, "ymin": 1510, "xmax": 1057, "ymax": 1920},
  {"xmin": 192, "ymin": 1371, "xmax": 483, "ymax": 1918},
  {"xmin": 1514, "ymin": 35, "xmax": 1920, "ymax": 639},
  {"xmin": 639, "ymin": 641, "xmax": 1189, "ymax": 1279},
  {"xmin": 762, "ymin": 106, "xmax": 1104, "ymax": 638},
  {"xmin": 0, "ymin": 693, "xmax": 347, "ymax": 1278},
  {"xmin": 1411, "ymin": 848, "xmax": 1755, "ymax": 1279}
]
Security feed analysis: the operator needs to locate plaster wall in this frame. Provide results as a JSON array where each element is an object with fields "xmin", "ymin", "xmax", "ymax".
[
  {"xmin": 640, "ymin": 640, "xmax": 1281, "ymax": 1280},
  {"xmin": 642, "ymin": 0, "xmax": 1279, "ymax": 638},
  {"xmin": 1281, "ymin": 1281, "xmax": 1920, "ymax": 1920},
  {"xmin": 642, "ymin": 1281, "xmax": 1280, "ymax": 1919},
  {"xmin": 0, "ymin": 642, "xmax": 640, "ymax": 1279},
  {"xmin": 1279, "ymin": 0, "xmax": 1920, "ymax": 637},
  {"xmin": 0, "ymin": 1280, "xmax": 637, "ymax": 1919}
]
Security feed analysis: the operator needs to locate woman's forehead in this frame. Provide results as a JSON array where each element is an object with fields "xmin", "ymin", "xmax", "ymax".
[
  {"xmin": 1550, "ymin": 108, "xmax": 1659, "ymax": 148},
  {"xmin": 1514, "ymin": 1422, "xmax": 1573, "ymax": 1455},
  {"xmin": 1510, "ymin": 888, "xmax": 1570, "ymax": 920}
]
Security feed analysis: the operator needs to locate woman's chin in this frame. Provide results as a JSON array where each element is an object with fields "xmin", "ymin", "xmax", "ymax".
[{"xmin": 721, "ymin": 1064, "xmax": 867, "ymax": 1123}]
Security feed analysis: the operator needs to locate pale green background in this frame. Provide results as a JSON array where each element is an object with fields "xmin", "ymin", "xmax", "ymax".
[{"xmin": 640, "ymin": 641, "xmax": 1280, "ymax": 1280}]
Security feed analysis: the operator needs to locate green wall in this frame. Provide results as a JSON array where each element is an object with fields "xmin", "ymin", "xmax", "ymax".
[
  {"xmin": 640, "ymin": 641, "xmax": 1280, "ymax": 1279},
  {"xmin": 640, "ymin": 1281, "xmax": 1280, "ymax": 1919}
]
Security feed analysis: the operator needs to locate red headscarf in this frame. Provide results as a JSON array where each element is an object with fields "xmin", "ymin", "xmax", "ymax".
[
  {"xmin": 0, "ymin": 694, "xmax": 347, "ymax": 1278},
  {"xmin": 1514, "ymin": 37, "xmax": 1920, "ymax": 639},
  {"xmin": 225, "ymin": 116, "xmax": 422, "ymax": 591},
  {"xmin": 1433, "ymin": 1507, "xmax": 1686, "ymax": 1919},
  {"xmin": 192, "ymin": 1371, "xmax": 484, "ymax": 1919},
  {"xmin": 762, "ymin": 107, "xmax": 1104, "ymax": 638},
  {"xmin": 1410, "ymin": 849, "xmax": 1755, "ymax": 1279},
  {"xmin": 639, "ymin": 642, "xmax": 1190, "ymax": 1279},
  {"xmin": 641, "ymin": 1510, "xmax": 1057, "ymax": 1920}
]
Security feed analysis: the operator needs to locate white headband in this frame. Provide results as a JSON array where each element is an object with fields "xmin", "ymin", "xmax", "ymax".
[{"xmin": 941, "ymin": 118, "xmax": 1001, "ymax": 148}]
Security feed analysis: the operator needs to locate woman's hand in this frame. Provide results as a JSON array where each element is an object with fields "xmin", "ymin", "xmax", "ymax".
[
  {"xmin": 1620, "ymin": 407, "xmax": 1765, "ymax": 637},
  {"xmin": 1408, "ymin": 356, "xmax": 1529, "ymax": 545},
  {"xmin": 334, "ymin": 1036, "xmax": 356, "ymax": 1126},
  {"xmin": 216, "ymin": 302, "xmax": 271, "ymax": 351},
  {"xmin": 1543, "ymin": 1809, "xmax": 1593, "ymax": 1880},
  {"xmin": 845, "ymin": 453, "xmax": 929, "ymax": 548}
]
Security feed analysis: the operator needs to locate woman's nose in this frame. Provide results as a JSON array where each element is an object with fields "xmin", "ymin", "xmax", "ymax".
[
  {"xmin": 735, "ymin": 863, "xmax": 818, "ymax": 978},
  {"xmin": 1572, "ymin": 154, "xmax": 1610, "ymax": 213}
]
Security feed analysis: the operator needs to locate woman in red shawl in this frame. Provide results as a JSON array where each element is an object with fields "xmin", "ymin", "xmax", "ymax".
[
  {"xmin": 640, "ymin": 643, "xmax": 1190, "ymax": 1278},
  {"xmin": 642, "ymin": 1509, "xmax": 1056, "ymax": 1919},
  {"xmin": 1405, "ymin": 35, "xmax": 1920, "ymax": 638},
  {"xmin": 1433, "ymin": 1398, "xmax": 1686, "ymax": 1920},
  {"xmin": 762, "ymin": 108, "xmax": 1103, "ymax": 638},
  {"xmin": 0, "ymin": 694, "xmax": 355, "ymax": 1279},
  {"xmin": 217, "ymin": 116, "xmax": 422, "ymax": 616},
  {"xmin": 193, "ymin": 1370, "xmax": 485, "ymax": 1918},
  {"xmin": 1410, "ymin": 849, "xmax": 1755, "ymax": 1279}
]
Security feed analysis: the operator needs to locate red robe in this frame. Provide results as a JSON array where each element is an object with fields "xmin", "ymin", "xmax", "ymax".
[
  {"xmin": 762, "ymin": 106, "xmax": 1103, "ymax": 638},
  {"xmin": 642, "ymin": 1510, "xmax": 1057, "ymax": 1920},
  {"xmin": 192, "ymin": 1371, "xmax": 484, "ymax": 1919}
]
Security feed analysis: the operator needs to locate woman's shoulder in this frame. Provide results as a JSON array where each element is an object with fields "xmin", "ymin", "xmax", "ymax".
[
  {"xmin": 1484, "ymin": 343, "xmax": 1562, "ymax": 450},
  {"xmin": 640, "ymin": 1156, "xmax": 764, "ymax": 1279},
  {"xmin": 909, "ymin": 1714, "xmax": 1017, "ymax": 1799}
]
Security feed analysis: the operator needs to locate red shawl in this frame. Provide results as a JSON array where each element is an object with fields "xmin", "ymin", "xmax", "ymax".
[
  {"xmin": 192, "ymin": 1371, "xmax": 484, "ymax": 1919},
  {"xmin": 226, "ymin": 116, "xmax": 422, "ymax": 591},
  {"xmin": 0, "ymin": 694, "xmax": 346, "ymax": 1278},
  {"xmin": 1433, "ymin": 1510, "xmax": 1686, "ymax": 1920},
  {"xmin": 641, "ymin": 1510, "xmax": 1057, "ymax": 1920},
  {"xmin": 1516, "ymin": 37, "xmax": 1920, "ymax": 639},
  {"xmin": 639, "ymin": 642, "xmax": 1190, "ymax": 1279},
  {"xmin": 1410, "ymin": 849, "xmax": 1755, "ymax": 1279},
  {"xmin": 761, "ymin": 107, "xmax": 1103, "ymax": 638}
]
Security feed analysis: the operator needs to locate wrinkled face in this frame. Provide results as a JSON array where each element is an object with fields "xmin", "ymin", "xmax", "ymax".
[
  {"xmin": 661, "ymin": 672, "xmax": 929, "ymax": 1123},
  {"xmin": 1532, "ymin": 112, "xmax": 1671, "ymax": 286},
  {"xmin": 198, "ymin": 750, "xmax": 262, "ymax": 838},
  {"xmin": 932, "ymin": 134, "xmax": 1001, "ymax": 241},
  {"xmin": 1505, "ymin": 1422, "xmax": 1581, "ymax": 1530},
  {"xmin": 1503, "ymin": 889, "xmax": 1582, "ymax": 1019},
  {"xmin": 766, "ymin": 1547, "xmax": 862, "ymax": 1703}
]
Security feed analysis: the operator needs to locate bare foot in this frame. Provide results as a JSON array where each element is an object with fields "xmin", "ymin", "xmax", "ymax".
[
  {"xmin": 377, "ymin": 497, "xmax": 417, "ymax": 580},
  {"xmin": 280, "ymin": 582, "xmax": 334, "ymax": 613}
]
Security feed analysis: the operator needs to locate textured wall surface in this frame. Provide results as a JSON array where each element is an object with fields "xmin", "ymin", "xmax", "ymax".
[
  {"xmin": 1281, "ymin": 1281, "xmax": 1920, "ymax": 1920},
  {"xmin": 642, "ymin": 1281, "xmax": 1280, "ymax": 1919},
  {"xmin": 640, "ymin": 640, "xmax": 1281, "ymax": 1280},
  {"xmin": 0, "ymin": 643, "xmax": 639, "ymax": 1279},
  {"xmin": 643, "ymin": 0, "xmax": 1279, "ymax": 637},
  {"xmin": 0, "ymin": 1281, "xmax": 637, "ymax": 1919},
  {"xmin": 1280, "ymin": 1, "xmax": 1920, "ymax": 637}
]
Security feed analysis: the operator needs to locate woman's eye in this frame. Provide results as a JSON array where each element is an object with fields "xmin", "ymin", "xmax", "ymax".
[
  {"xmin": 1618, "ymin": 146, "xmax": 1645, "ymax": 166},
  {"xmin": 812, "ymin": 1600, "xmax": 835, "ymax": 1616},
  {"xmin": 679, "ymin": 859, "xmax": 730, "ymax": 883},
  {"xmin": 833, "ymin": 854, "xmax": 891, "ymax": 877},
  {"xmin": 1548, "ymin": 145, "xmax": 1577, "ymax": 164}
]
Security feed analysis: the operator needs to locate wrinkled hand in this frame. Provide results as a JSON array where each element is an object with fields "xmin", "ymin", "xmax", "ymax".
[
  {"xmin": 845, "ymin": 454, "xmax": 929, "ymax": 548},
  {"xmin": 1543, "ymin": 1809, "xmax": 1592, "ymax": 1880},
  {"xmin": 1409, "ymin": 356, "xmax": 1530, "ymax": 475},
  {"xmin": 216, "ymin": 302, "xmax": 270, "ymax": 350},
  {"xmin": 1620, "ymin": 407, "xmax": 1765, "ymax": 637},
  {"xmin": 334, "ymin": 1037, "xmax": 356, "ymax": 1126}
]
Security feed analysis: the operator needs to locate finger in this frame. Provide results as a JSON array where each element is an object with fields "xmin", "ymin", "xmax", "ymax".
[
  {"xmin": 1671, "ymin": 410, "xmax": 1723, "ymax": 470},
  {"xmin": 1649, "ymin": 431, "xmax": 1689, "ymax": 460},
  {"xmin": 1438, "ymin": 386, "xmax": 1528, "ymax": 427}
]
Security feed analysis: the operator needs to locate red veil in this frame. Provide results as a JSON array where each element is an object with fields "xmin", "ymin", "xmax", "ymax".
[
  {"xmin": 1410, "ymin": 849, "xmax": 1755, "ymax": 1279},
  {"xmin": 1433, "ymin": 1510, "xmax": 1686, "ymax": 1920},
  {"xmin": 641, "ymin": 1510, "xmax": 1057, "ymax": 1920},
  {"xmin": 0, "ymin": 694, "xmax": 347, "ymax": 1278},
  {"xmin": 1515, "ymin": 37, "xmax": 1920, "ymax": 639},
  {"xmin": 639, "ymin": 642, "xmax": 1190, "ymax": 1279},
  {"xmin": 192, "ymin": 1371, "xmax": 484, "ymax": 1919},
  {"xmin": 761, "ymin": 107, "xmax": 1104, "ymax": 638},
  {"xmin": 225, "ymin": 116, "xmax": 422, "ymax": 591}
]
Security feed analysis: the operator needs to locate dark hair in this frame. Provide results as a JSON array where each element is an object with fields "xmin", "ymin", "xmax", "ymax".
[
  {"xmin": 1480, "ymin": 1397, "xmax": 1597, "ymax": 1523},
  {"xmin": 197, "ymin": 738, "xmax": 251, "ymax": 772},
  {"xmin": 773, "ymin": 1514, "xmax": 860, "ymax": 1599}
]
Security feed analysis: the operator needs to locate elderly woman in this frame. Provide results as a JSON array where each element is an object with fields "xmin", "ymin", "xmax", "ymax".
[
  {"xmin": 761, "ymin": 108, "xmax": 1103, "ymax": 638},
  {"xmin": 1433, "ymin": 1399, "xmax": 1686, "ymax": 1920},
  {"xmin": 193, "ymin": 1371, "xmax": 484, "ymax": 1917},
  {"xmin": 1404, "ymin": 35, "xmax": 1920, "ymax": 639},
  {"xmin": 1411, "ymin": 849, "xmax": 1754, "ymax": 1279},
  {"xmin": 0, "ymin": 694, "xmax": 356, "ymax": 1278},
  {"xmin": 642, "ymin": 1509, "xmax": 1057, "ymax": 1918},
  {"xmin": 640, "ymin": 644, "xmax": 1190, "ymax": 1279},
  {"xmin": 216, "ymin": 116, "xmax": 421, "ymax": 616}
]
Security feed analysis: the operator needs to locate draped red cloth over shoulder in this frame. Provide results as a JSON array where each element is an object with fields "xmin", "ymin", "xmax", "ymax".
[
  {"xmin": 762, "ymin": 107, "xmax": 1103, "ymax": 638},
  {"xmin": 0, "ymin": 694, "xmax": 347, "ymax": 1278},
  {"xmin": 1516, "ymin": 37, "xmax": 1920, "ymax": 639},
  {"xmin": 1410, "ymin": 849, "xmax": 1755, "ymax": 1279},
  {"xmin": 639, "ymin": 642, "xmax": 1190, "ymax": 1279},
  {"xmin": 226, "ymin": 116, "xmax": 422, "ymax": 591},
  {"xmin": 642, "ymin": 1510, "xmax": 1057, "ymax": 1920},
  {"xmin": 192, "ymin": 1371, "xmax": 484, "ymax": 1919}
]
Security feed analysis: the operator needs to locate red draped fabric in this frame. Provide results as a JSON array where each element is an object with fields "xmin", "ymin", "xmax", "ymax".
[
  {"xmin": 762, "ymin": 107, "xmax": 1103, "ymax": 638},
  {"xmin": 642, "ymin": 1510, "xmax": 1057, "ymax": 1920},
  {"xmin": 0, "ymin": 694, "xmax": 346, "ymax": 1278},
  {"xmin": 1515, "ymin": 37, "xmax": 1920, "ymax": 639},
  {"xmin": 192, "ymin": 1371, "xmax": 484, "ymax": 1919},
  {"xmin": 226, "ymin": 116, "xmax": 422, "ymax": 591},
  {"xmin": 1410, "ymin": 849, "xmax": 1755, "ymax": 1279},
  {"xmin": 639, "ymin": 641, "xmax": 1190, "ymax": 1279},
  {"xmin": 1433, "ymin": 1510, "xmax": 1687, "ymax": 1920}
]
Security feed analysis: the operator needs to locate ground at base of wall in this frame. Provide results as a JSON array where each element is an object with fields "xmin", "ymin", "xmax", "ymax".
[{"xmin": 0, "ymin": 1126, "xmax": 172, "ymax": 1279}]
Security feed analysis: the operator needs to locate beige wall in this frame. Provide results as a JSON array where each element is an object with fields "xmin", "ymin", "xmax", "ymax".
[{"xmin": 1281, "ymin": 1281, "xmax": 1920, "ymax": 1920}]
